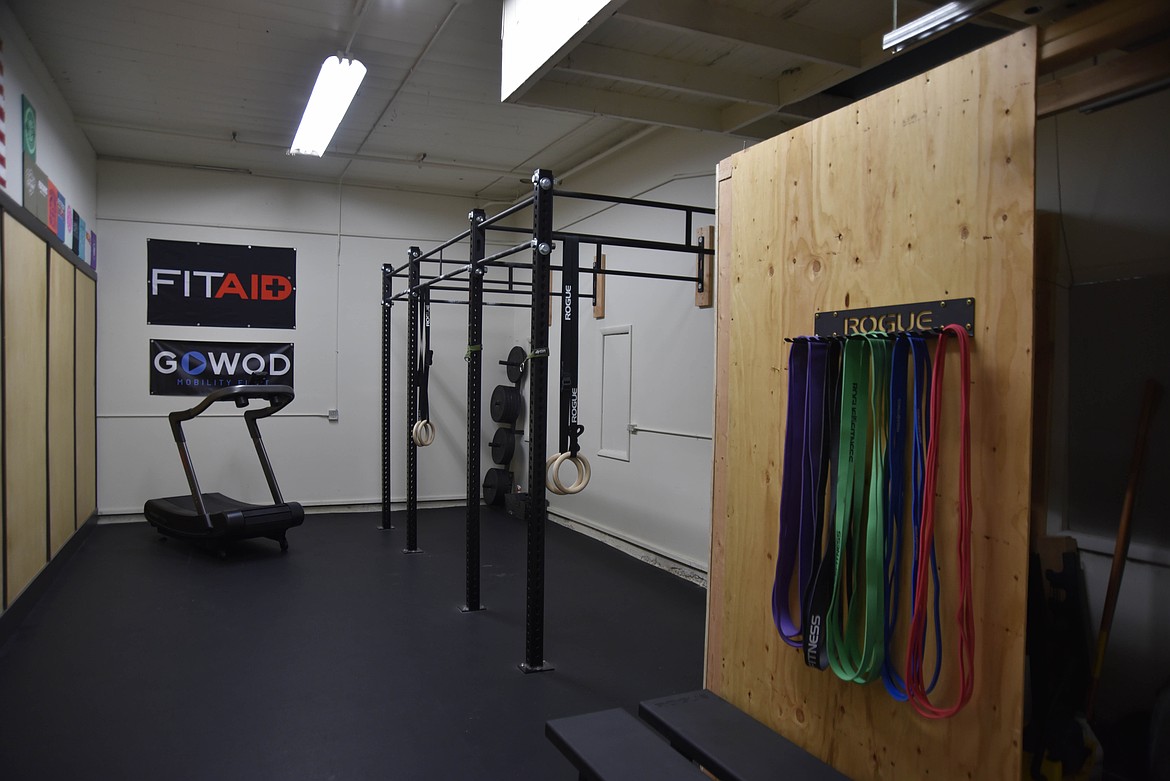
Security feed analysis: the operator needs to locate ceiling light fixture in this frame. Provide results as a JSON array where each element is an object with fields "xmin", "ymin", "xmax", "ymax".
[
  {"xmin": 882, "ymin": 1, "xmax": 999, "ymax": 53},
  {"xmin": 289, "ymin": 54, "xmax": 367, "ymax": 156}
]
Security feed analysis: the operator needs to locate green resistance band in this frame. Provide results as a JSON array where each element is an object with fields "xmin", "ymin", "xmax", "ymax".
[{"xmin": 826, "ymin": 332, "xmax": 891, "ymax": 684}]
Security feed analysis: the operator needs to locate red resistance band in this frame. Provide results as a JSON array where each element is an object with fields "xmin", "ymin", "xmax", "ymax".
[{"xmin": 905, "ymin": 324, "xmax": 974, "ymax": 718}]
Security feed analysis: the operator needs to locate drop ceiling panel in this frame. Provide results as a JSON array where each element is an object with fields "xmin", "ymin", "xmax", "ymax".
[{"xmin": 8, "ymin": 0, "xmax": 1057, "ymax": 198}]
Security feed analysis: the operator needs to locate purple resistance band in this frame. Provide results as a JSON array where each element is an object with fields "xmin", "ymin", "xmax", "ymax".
[{"xmin": 772, "ymin": 338, "xmax": 837, "ymax": 649}]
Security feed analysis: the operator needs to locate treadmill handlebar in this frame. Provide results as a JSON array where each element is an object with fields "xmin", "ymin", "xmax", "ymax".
[{"xmin": 168, "ymin": 384, "xmax": 295, "ymax": 430}]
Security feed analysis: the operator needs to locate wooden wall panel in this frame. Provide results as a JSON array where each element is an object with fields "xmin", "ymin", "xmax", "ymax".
[
  {"xmin": 49, "ymin": 252, "xmax": 77, "ymax": 556},
  {"xmin": 4, "ymin": 214, "xmax": 49, "ymax": 606},
  {"xmin": 75, "ymin": 273, "xmax": 97, "ymax": 527},
  {"xmin": 708, "ymin": 29, "xmax": 1036, "ymax": 780}
]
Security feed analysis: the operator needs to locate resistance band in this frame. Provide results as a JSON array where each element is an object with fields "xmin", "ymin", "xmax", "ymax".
[
  {"xmin": 880, "ymin": 335, "xmax": 943, "ymax": 699},
  {"xmin": 803, "ymin": 340, "xmax": 843, "ymax": 670},
  {"xmin": 412, "ymin": 287, "xmax": 436, "ymax": 446},
  {"xmin": 905, "ymin": 324, "xmax": 974, "ymax": 718},
  {"xmin": 826, "ymin": 334, "xmax": 890, "ymax": 684},
  {"xmin": 546, "ymin": 238, "xmax": 589, "ymax": 494},
  {"xmin": 773, "ymin": 338, "xmax": 834, "ymax": 647}
]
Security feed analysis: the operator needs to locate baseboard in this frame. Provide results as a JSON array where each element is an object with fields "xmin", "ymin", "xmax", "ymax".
[
  {"xmin": 547, "ymin": 510, "xmax": 709, "ymax": 587},
  {"xmin": 0, "ymin": 513, "xmax": 99, "ymax": 652}
]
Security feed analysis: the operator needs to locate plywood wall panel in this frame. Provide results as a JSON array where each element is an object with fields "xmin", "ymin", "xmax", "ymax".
[
  {"xmin": 75, "ymin": 273, "xmax": 97, "ymax": 528},
  {"xmin": 4, "ymin": 214, "xmax": 49, "ymax": 605},
  {"xmin": 708, "ymin": 29, "xmax": 1036, "ymax": 781},
  {"xmin": 49, "ymin": 252, "xmax": 77, "ymax": 556}
]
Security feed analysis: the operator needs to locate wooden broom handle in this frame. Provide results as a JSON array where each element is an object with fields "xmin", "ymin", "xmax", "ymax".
[{"xmin": 1085, "ymin": 378, "xmax": 1160, "ymax": 720}]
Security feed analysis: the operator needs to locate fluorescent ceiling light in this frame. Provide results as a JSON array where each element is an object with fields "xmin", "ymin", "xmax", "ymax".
[
  {"xmin": 289, "ymin": 55, "xmax": 367, "ymax": 156},
  {"xmin": 882, "ymin": 1, "xmax": 998, "ymax": 52}
]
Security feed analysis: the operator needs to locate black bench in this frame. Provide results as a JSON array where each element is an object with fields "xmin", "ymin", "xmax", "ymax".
[
  {"xmin": 546, "ymin": 690, "xmax": 848, "ymax": 781},
  {"xmin": 639, "ymin": 689, "xmax": 849, "ymax": 781},
  {"xmin": 545, "ymin": 708, "xmax": 710, "ymax": 780}
]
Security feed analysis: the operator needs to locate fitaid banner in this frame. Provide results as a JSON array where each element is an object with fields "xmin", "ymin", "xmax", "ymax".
[
  {"xmin": 150, "ymin": 339, "xmax": 294, "ymax": 396},
  {"xmin": 147, "ymin": 239, "xmax": 296, "ymax": 329}
]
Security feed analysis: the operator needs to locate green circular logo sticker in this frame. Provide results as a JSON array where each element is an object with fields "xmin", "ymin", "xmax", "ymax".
[{"xmin": 23, "ymin": 102, "xmax": 37, "ymax": 158}]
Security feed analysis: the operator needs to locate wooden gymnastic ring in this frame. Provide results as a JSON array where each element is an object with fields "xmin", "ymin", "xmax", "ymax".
[
  {"xmin": 546, "ymin": 452, "xmax": 590, "ymax": 495},
  {"xmin": 412, "ymin": 419, "xmax": 436, "ymax": 446}
]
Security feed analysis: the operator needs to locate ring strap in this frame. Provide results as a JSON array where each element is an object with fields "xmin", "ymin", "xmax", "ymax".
[
  {"xmin": 416, "ymin": 287, "xmax": 433, "ymax": 421},
  {"xmin": 558, "ymin": 238, "xmax": 583, "ymax": 457}
]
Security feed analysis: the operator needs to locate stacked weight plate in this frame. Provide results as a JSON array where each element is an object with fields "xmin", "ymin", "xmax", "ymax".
[{"xmin": 484, "ymin": 346, "xmax": 526, "ymax": 506}]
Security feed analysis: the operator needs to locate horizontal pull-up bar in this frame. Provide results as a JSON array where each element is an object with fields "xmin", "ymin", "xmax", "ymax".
[
  {"xmin": 478, "ymin": 195, "xmax": 535, "ymax": 229},
  {"xmin": 428, "ymin": 298, "xmax": 532, "ymax": 309},
  {"xmin": 480, "ymin": 259, "xmax": 699, "ymax": 285},
  {"xmin": 553, "ymin": 188, "xmax": 715, "ymax": 216},
  {"xmin": 422, "ymin": 291, "xmax": 594, "ymax": 309},
  {"xmin": 483, "ymin": 223, "xmax": 710, "ymax": 257},
  {"xmin": 388, "ymin": 239, "xmax": 534, "ymax": 301}
]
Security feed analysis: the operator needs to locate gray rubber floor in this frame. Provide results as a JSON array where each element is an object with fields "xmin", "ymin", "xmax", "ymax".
[{"xmin": 0, "ymin": 508, "xmax": 707, "ymax": 780}]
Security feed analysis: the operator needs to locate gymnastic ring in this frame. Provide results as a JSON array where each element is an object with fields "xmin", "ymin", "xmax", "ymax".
[
  {"xmin": 546, "ymin": 451, "xmax": 590, "ymax": 495},
  {"xmin": 412, "ymin": 419, "xmax": 436, "ymax": 447}
]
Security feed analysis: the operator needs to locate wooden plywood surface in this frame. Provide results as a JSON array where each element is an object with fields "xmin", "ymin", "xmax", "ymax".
[
  {"xmin": 49, "ymin": 252, "xmax": 77, "ymax": 556},
  {"xmin": 75, "ymin": 274, "xmax": 97, "ymax": 527},
  {"xmin": 4, "ymin": 215, "xmax": 49, "ymax": 605},
  {"xmin": 708, "ymin": 29, "xmax": 1036, "ymax": 781}
]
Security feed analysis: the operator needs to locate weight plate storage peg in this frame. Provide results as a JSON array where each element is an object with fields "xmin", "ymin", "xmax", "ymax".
[
  {"xmin": 490, "ymin": 427, "xmax": 516, "ymax": 465},
  {"xmin": 482, "ymin": 468, "xmax": 513, "ymax": 506},
  {"xmin": 490, "ymin": 384, "xmax": 522, "ymax": 424}
]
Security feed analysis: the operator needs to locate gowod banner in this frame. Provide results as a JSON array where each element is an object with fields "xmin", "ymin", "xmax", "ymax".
[
  {"xmin": 147, "ymin": 239, "xmax": 296, "ymax": 329},
  {"xmin": 150, "ymin": 339, "xmax": 294, "ymax": 396}
]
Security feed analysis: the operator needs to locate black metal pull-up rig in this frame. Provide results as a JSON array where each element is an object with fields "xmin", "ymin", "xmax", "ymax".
[{"xmin": 381, "ymin": 169, "xmax": 715, "ymax": 673}]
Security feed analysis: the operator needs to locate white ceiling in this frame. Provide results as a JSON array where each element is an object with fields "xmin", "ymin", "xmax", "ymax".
[{"xmin": 8, "ymin": 0, "xmax": 1070, "ymax": 202}]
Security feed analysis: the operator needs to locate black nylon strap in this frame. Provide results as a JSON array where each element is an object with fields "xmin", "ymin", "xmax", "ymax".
[
  {"xmin": 558, "ymin": 239, "xmax": 583, "ymax": 455},
  {"xmin": 417, "ymin": 287, "xmax": 433, "ymax": 420}
]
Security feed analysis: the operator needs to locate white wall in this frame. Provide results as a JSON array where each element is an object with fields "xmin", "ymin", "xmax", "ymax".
[
  {"xmin": 1035, "ymin": 88, "xmax": 1170, "ymax": 723},
  {"xmin": 531, "ymin": 129, "xmax": 744, "ymax": 571},
  {"xmin": 95, "ymin": 161, "xmax": 515, "ymax": 514},
  {"xmin": 0, "ymin": 2, "xmax": 96, "ymax": 223}
]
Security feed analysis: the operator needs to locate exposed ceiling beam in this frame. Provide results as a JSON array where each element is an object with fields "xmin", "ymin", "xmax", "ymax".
[
  {"xmin": 777, "ymin": 93, "xmax": 854, "ymax": 120},
  {"xmin": 1038, "ymin": 37, "xmax": 1170, "ymax": 117},
  {"xmin": 719, "ymin": 102, "xmax": 782, "ymax": 134},
  {"xmin": 559, "ymin": 43, "xmax": 781, "ymax": 105},
  {"xmin": 614, "ymin": 0, "xmax": 863, "ymax": 69},
  {"xmin": 1039, "ymin": 0, "xmax": 1170, "ymax": 74},
  {"xmin": 775, "ymin": 62, "xmax": 856, "ymax": 106},
  {"xmin": 520, "ymin": 81, "xmax": 727, "ymax": 131}
]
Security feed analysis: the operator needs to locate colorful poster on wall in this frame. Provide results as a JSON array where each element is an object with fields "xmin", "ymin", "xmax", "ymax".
[
  {"xmin": 21, "ymin": 94, "xmax": 35, "ymax": 161},
  {"xmin": 149, "ymin": 339, "xmax": 294, "ymax": 396},
  {"xmin": 46, "ymin": 177, "xmax": 58, "ymax": 229},
  {"xmin": 22, "ymin": 154, "xmax": 48, "ymax": 222},
  {"xmin": 147, "ymin": 239, "xmax": 297, "ymax": 329},
  {"xmin": 55, "ymin": 190, "xmax": 65, "ymax": 240}
]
